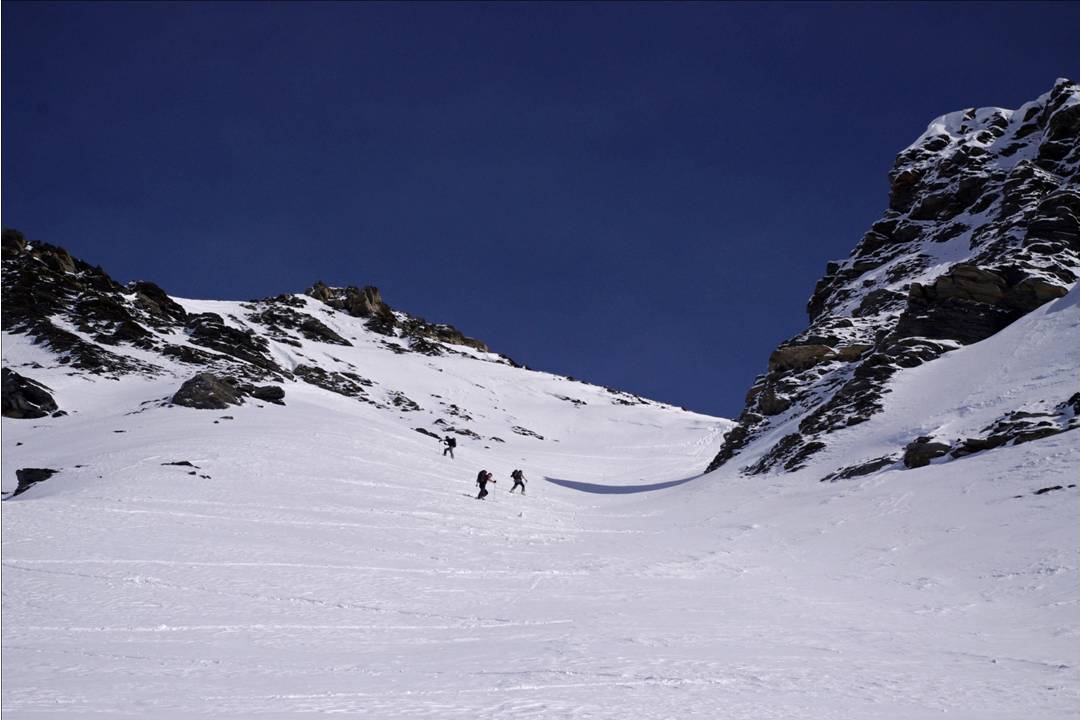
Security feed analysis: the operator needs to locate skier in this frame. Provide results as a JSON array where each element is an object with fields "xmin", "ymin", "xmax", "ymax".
[
  {"xmin": 509, "ymin": 469, "xmax": 526, "ymax": 494},
  {"xmin": 442, "ymin": 435, "xmax": 457, "ymax": 459},
  {"xmin": 476, "ymin": 469, "xmax": 495, "ymax": 500}
]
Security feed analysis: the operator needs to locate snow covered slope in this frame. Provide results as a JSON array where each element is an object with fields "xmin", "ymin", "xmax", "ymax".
[
  {"xmin": 2, "ymin": 80, "xmax": 1078, "ymax": 717},
  {"xmin": 1, "ymin": 229, "xmax": 721, "ymax": 465},
  {"xmin": 2, "ymin": 232, "xmax": 732, "ymax": 716},
  {"xmin": 2, "ymin": 286, "xmax": 1076, "ymax": 718}
]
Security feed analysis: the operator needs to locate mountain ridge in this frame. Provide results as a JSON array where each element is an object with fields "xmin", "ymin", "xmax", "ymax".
[{"xmin": 2, "ymin": 229, "xmax": 722, "ymax": 465}]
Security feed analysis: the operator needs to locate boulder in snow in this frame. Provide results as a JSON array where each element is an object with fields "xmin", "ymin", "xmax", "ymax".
[
  {"xmin": 12, "ymin": 468, "xmax": 58, "ymax": 497},
  {"xmin": 172, "ymin": 373, "xmax": 244, "ymax": 410},
  {"xmin": 2, "ymin": 368, "xmax": 59, "ymax": 419},
  {"xmin": 250, "ymin": 385, "xmax": 285, "ymax": 404},
  {"xmin": 903, "ymin": 437, "xmax": 952, "ymax": 469}
]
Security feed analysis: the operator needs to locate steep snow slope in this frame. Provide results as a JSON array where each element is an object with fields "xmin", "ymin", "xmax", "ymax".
[{"xmin": 2, "ymin": 285, "xmax": 1076, "ymax": 717}]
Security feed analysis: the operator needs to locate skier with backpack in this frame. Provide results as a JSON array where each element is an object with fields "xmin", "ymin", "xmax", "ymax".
[
  {"xmin": 509, "ymin": 469, "xmax": 526, "ymax": 494},
  {"xmin": 475, "ymin": 469, "xmax": 494, "ymax": 500},
  {"xmin": 442, "ymin": 435, "xmax": 456, "ymax": 459}
]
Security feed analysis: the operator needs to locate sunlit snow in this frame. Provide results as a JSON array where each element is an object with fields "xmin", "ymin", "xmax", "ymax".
[{"xmin": 2, "ymin": 288, "xmax": 1077, "ymax": 718}]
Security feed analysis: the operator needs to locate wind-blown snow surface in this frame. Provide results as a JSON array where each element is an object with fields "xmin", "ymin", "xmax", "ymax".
[{"xmin": 3, "ymin": 291, "xmax": 1078, "ymax": 717}]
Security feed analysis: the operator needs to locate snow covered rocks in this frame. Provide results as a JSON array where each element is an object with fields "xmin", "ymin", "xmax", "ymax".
[
  {"xmin": 708, "ymin": 79, "xmax": 1080, "ymax": 477},
  {"xmin": 306, "ymin": 281, "xmax": 489, "ymax": 352},
  {"xmin": 2, "ymin": 217, "xmax": 704, "ymax": 467}
]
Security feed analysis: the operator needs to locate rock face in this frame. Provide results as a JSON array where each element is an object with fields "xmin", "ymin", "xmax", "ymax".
[
  {"xmin": 308, "ymin": 282, "xmax": 388, "ymax": 318},
  {"xmin": 2, "ymin": 368, "xmax": 59, "ymax": 418},
  {"xmin": 708, "ymin": 79, "xmax": 1079, "ymax": 475}
]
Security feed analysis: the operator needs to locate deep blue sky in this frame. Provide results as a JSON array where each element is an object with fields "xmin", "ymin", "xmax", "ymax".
[{"xmin": 3, "ymin": 2, "xmax": 1078, "ymax": 416}]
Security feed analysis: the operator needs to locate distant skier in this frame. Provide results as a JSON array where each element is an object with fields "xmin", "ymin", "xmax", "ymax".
[
  {"xmin": 509, "ymin": 469, "xmax": 526, "ymax": 494},
  {"xmin": 442, "ymin": 435, "xmax": 457, "ymax": 459},
  {"xmin": 476, "ymin": 469, "xmax": 495, "ymax": 500}
]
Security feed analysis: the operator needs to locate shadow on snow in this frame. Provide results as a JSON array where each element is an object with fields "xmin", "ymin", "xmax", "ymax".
[{"xmin": 543, "ymin": 474, "xmax": 702, "ymax": 494}]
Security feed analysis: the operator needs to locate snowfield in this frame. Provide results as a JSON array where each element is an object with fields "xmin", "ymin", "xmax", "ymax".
[{"xmin": 2, "ymin": 289, "xmax": 1077, "ymax": 718}]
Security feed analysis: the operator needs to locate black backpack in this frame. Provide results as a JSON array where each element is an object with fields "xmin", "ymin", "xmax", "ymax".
[
  {"xmin": 512, "ymin": 470, "xmax": 522, "ymax": 481},
  {"xmin": 447, "ymin": 437, "xmax": 457, "ymax": 448}
]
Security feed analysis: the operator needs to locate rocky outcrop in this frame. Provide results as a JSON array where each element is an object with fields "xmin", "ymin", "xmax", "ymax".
[
  {"xmin": 172, "ymin": 373, "xmax": 245, "ymax": 409},
  {"xmin": 820, "ymin": 456, "xmax": 897, "ymax": 483},
  {"xmin": 767, "ymin": 343, "xmax": 872, "ymax": 372},
  {"xmin": 400, "ymin": 316, "xmax": 489, "ymax": 353},
  {"xmin": 894, "ymin": 263, "xmax": 1069, "ymax": 345},
  {"xmin": 185, "ymin": 313, "xmax": 285, "ymax": 377},
  {"xmin": 250, "ymin": 385, "xmax": 286, "ymax": 404},
  {"xmin": 170, "ymin": 373, "xmax": 290, "ymax": 409},
  {"xmin": 130, "ymin": 281, "xmax": 188, "ymax": 326},
  {"xmin": 893, "ymin": 394, "xmax": 1079, "ymax": 472},
  {"xmin": 902, "ymin": 437, "xmax": 952, "ymax": 468},
  {"xmin": 2, "ymin": 368, "xmax": 59, "ymax": 418},
  {"xmin": 951, "ymin": 394, "xmax": 1079, "ymax": 458},
  {"xmin": 767, "ymin": 345, "xmax": 835, "ymax": 372},
  {"xmin": 307, "ymin": 282, "xmax": 398, "ymax": 335},
  {"xmin": 292, "ymin": 364, "xmax": 375, "ymax": 403},
  {"xmin": 308, "ymin": 282, "xmax": 387, "ymax": 318},
  {"xmin": 1, "ymin": 229, "xmax": 163, "ymax": 377},
  {"xmin": 306, "ymin": 282, "xmax": 490, "ymax": 352},
  {"xmin": 247, "ymin": 302, "xmax": 351, "ymax": 347},
  {"xmin": 708, "ymin": 80, "xmax": 1079, "ymax": 475},
  {"xmin": 12, "ymin": 468, "xmax": 58, "ymax": 497}
]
